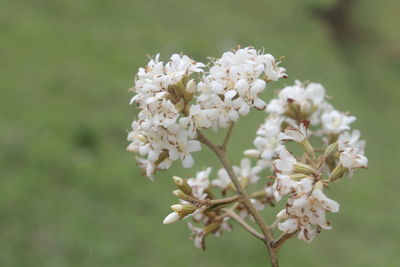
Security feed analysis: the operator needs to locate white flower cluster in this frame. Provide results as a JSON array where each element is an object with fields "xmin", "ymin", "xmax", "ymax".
[
  {"xmin": 128, "ymin": 48, "xmax": 286, "ymax": 178},
  {"xmin": 244, "ymin": 80, "xmax": 368, "ymax": 242},
  {"xmin": 128, "ymin": 48, "xmax": 369, "ymax": 249},
  {"xmin": 197, "ymin": 47, "xmax": 287, "ymax": 129}
]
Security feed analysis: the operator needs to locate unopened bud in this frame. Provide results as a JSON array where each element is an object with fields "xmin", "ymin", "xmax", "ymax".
[
  {"xmin": 203, "ymin": 221, "xmax": 221, "ymax": 235},
  {"xmin": 244, "ymin": 149, "xmax": 260, "ymax": 158},
  {"xmin": 185, "ymin": 79, "xmax": 197, "ymax": 93},
  {"xmin": 163, "ymin": 212, "xmax": 181, "ymax": 224},
  {"xmin": 324, "ymin": 142, "xmax": 338, "ymax": 159},
  {"xmin": 173, "ymin": 176, "xmax": 193, "ymax": 196},
  {"xmin": 329, "ymin": 164, "xmax": 346, "ymax": 181},
  {"xmin": 171, "ymin": 204, "xmax": 197, "ymax": 214},
  {"xmin": 301, "ymin": 139, "xmax": 315, "ymax": 158},
  {"xmin": 172, "ymin": 190, "xmax": 196, "ymax": 202},
  {"xmin": 293, "ymin": 162, "xmax": 318, "ymax": 175}
]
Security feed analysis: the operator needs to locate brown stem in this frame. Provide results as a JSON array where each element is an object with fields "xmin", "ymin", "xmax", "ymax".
[
  {"xmin": 221, "ymin": 123, "xmax": 235, "ymax": 151},
  {"xmin": 203, "ymin": 195, "xmax": 241, "ymax": 206},
  {"xmin": 222, "ymin": 208, "xmax": 265, "ymax": 240},
  {"xmin": 272, "ymin": 232, "xmax": 297, "ymax": 250},
  {"xmin": 197, "ymin": 130, "xmax": 279, "ymax": 266}
]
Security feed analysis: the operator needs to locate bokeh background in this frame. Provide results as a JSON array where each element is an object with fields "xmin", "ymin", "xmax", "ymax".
[{"xmin": 1, "ymin": 0, "xmax": 400, "ymax": 266}]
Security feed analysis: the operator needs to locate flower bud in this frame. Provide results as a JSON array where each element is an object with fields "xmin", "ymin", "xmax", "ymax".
[
  {"xmin": 324, "ymin": 142, "xmax": 338, "ymax": 159},
  {"xmin": 202, "ymin": 221, "xmax": 221, "ymax": 235},
  {"xmin": 301, "ymin": 139, "xmax": 315, "ymax": 158},
  {"xmin": 172, "ymin": 190, "xmax": 196, "ymax": 202},
  {"xmin": 329, "ymin": 164, "xmax": 346, "ymax": 181},
  {"xmin": 293, "ymin": 162, "xmax": 318, "ymax": 175},
  {"xmin": 185, "ymin": 79, "xmax": 197, "ymax": 93},
  {"xmin": 163, "ymin": 212, "xmax": 181, "ymax": 224},
  {"xmin": 173, "ymin": 176, "xmax": 193, "ymax": 196},
  {"xmin": 244, "ymin": 149, "xmax": 260, "ymax": 158},
  {"xmin": 171, "ymin": 204, "xmax": 197, "ymax": 214}
]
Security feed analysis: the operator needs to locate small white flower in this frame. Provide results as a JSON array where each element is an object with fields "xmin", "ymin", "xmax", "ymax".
[
  {"xmin": 311, "ymin": 188, "xmax": 340, "ymax": 213},
  {"xmin": 187, "ymin": 104, "xmax": 217, "ymax": 129},
  {"xmin": 234, "ymin": 158, "xmax": 263, "ymax": 184},
  {"xmin": 338, "ymin": 130, "xmax": 366, "ymax": 155},
  {"xmin": 188, "ymin": 222, "xmax": 205, "ymax": 249},
  {"xmin": 267, "ymin": 81, "xmax": 326, "ymax": 120},
  {"xmin": 245, "ymin": 115, "xmax": 284, "ymax": 168},
  {"xmin": 273, "ymin": 175, "xmax": 313, "ymax": 201},
  {"xmin": 212, "ymin": 168, "xmax": 232, "ymax": 190},
  {"xmin": 273, "ymin": 148, "xmax": 297, "ymax": 174},
  {"xmin": 321, "ymin": 110, "xmax": 356, "ymax": 134},
  {"xmin": 279, "ymin": 122, "xmax": 308, "ymax": 143},
  {"xmin": 278, "ymin": 218, "xmax": 298, "ymax": 234},
  {"xmin": 187, "ymin": 167, "xmax": 212, "ymax": 200},
  {"xmin": 339, "ymin": 145, "xmax": 368, "ymax": 170},
  {"xmin": 213, "ymin": 158, "xmax": 261, "ymax": 191},
  {"xmin": 297, "ymin": 223, "xmax": 317, "ymax": 243},
  {"xmin": 168, "ymin": 136, "xmax": 201, "ymax": 168}
]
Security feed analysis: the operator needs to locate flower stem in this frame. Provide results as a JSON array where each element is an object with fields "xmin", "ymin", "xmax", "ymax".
[
  {"xmin": 222, "ymin": 208, "xmax": 265, "ymax": 240},
  {"xmin": 272, "ymin": 232, "xmax": 296, "ymax": 250},
  {"xmin": 205, "ymin": 195, "xmax": 240, "ymax": 205},
  {"xmin": 221, "ymin": 123, "xmax": 235, "ymax": 151},
  {"xmin": 197, "ymin": 130, "xmax": 279, "ymax": 267}
]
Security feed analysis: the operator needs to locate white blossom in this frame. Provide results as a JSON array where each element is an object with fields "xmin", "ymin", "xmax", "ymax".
[
  {"xmin": 187, "ymin": 168, "xmax": 212, "ymax": 200},
  {"xmin": 273, "ymin": 175, "xmax": 313, "ymax": 201},
  {"xmin": 321, "ymin": 110, "xmax": 356, "ymax": 135},
  {"xmin": 273, "ymin": 148, "xmax": 298, "ymax": 174},
  {"xmin": 278, "ymin": 184, "xmax": 340, "ymax": 243},
  {"xmin": 212, "ymin": 168, "xmax": 232, "ymax": 191},
  {"xmin": 244, "ymin": 115, "xmax": 284, "ymax": 168},
  {"xmin": 338, "ymin": 130, "xmax": 366, "ymax": 155},
  {"xmin": 279, "ymin": 122, "xmax": 308, "ymax": 143},
  {"xmin": 197, "ymin": 47, "xmax": 286, "ymax": 129},
  {"xmin": 266, "ymin": 81, "xmax": 327, "ymax": 120},
  {"xmin": 234, "ymin": 158, "xmax": 263, "ymax": 184},
  {"xmin": 339, "ymin": 145, "xmax": 368, "ymax": 171},
  {"xmin": 212, "ymin": 158, "xmax": 262, "ymax": 191}
]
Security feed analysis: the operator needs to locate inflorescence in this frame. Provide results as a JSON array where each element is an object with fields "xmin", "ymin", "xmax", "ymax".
[{"xmin": 127, "ymin": 47, "xmax": 368, "ymax": 250}]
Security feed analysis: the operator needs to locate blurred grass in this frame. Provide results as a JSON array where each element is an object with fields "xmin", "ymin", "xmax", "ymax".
[{"xmin": 1, "ymin": 0, "xmax": 399, "ymax": 266}]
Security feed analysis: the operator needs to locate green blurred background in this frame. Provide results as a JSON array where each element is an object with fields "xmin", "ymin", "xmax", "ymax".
[{"xmin": 1, "ymin": 0, "xmax": 399, "ymax": 266}]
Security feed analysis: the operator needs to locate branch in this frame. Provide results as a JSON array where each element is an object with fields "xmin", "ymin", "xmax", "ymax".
[
  {"xmin": 221, "ymin": 123, "xmax": 235, "ymax": 151},
  {"xmin": 197, "ymin": 130, "xmax": 278, "ymax": 266},
  {"xmin": 272, "ymin": 232, "xmax": 297, "ymax": 250},
  {"xmin": 222, "ymin": 208, "xmax": 265, "ymax": 241},
  {"xmin": 206, "ymin": 195, "xmax": 240, "ymax": 206}
]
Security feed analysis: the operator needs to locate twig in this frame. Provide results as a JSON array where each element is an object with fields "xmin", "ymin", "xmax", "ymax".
[
  {"xmin": 197, "ymin": 130, "xmax": 279, "ymax": 266},
  {"xmin": 204, "ymin": 195, "xmax": 241, "ymax": 206},
  {"xmin": 222, "ymin": 208, "xmax": 265, "ymax": 241},
  {"xmin": 272, "ymin": 232, "xmax": 297, "ymax": 250},
  {"xmin": 221, "ymin": 123, "xmax": 235, "ymax": 151}
]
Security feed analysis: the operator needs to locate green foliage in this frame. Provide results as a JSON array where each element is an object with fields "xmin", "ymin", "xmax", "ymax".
[{"xmin": 1, "ymin": 0, "xmax": 399, "ymax": 266}]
